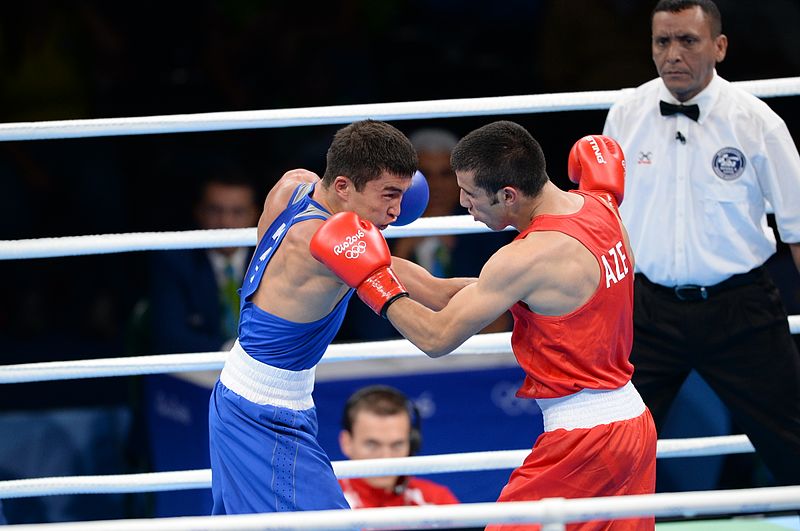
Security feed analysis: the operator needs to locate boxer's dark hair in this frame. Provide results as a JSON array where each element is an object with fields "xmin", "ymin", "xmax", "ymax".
[
  {"xmin": 323, "ymin": 120, "xmax": 417, "ymax": 191},
  {"xmin": 451, "ymin": 120, "xmax": 548, "ymax": 201}
]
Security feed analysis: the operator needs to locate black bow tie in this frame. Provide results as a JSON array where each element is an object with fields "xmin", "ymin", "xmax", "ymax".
[{"xmin": 660, "ymin": 100, "xmax": 700, "ymax": 121}]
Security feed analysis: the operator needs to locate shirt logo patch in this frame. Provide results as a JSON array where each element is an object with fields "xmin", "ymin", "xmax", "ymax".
[
  {"xmin": 712, "ymin": 147, "xmax": 746, "ymax": 181},
  {"xmin": 637, "ymin": 151, "xmax": 653, "ymax": 165}
]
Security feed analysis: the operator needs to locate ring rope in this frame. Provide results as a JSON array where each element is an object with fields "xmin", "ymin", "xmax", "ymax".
[
  {"xmin": 0, "ymin": 333, "xmax": 508, "ymax": 384},
  {"xmin": 5, "ymin": 486, "xmax": 800, "ymax": 531},
  {"xmin": 4, "ymin": 323, "xmax": 800, "ymax": 384},
  {"xmin": 0, "ymin": 351, "xmax": 227, "ymax": 384},
  {"xmin": 0, "ymin": 77, "xmax": 797, "ymax": 142},
  {"xmin": 0, "ymin": 216, "xmax": 497, "ymax": 260},
  {"xmin": 0, "ymin": 435, "xmax": 754, "ymax": 499}
]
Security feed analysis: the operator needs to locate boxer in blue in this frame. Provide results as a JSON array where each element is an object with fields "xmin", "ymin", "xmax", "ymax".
[{"xmin": 208, "ymin": 119, "xmax": 470, "ymax": 515}]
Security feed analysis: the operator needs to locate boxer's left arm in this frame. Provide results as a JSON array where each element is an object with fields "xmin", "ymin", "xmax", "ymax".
[
  {"xmin": 391, "ymin": 256, "xmax": 475, "ymax": 311},
  {"xmin": 568, "ymin": 136, "xmax": 636, "ymax": 268},
  {"xmin": 568, "ymin": 135, "xmax": 625, "ymax": 208}
]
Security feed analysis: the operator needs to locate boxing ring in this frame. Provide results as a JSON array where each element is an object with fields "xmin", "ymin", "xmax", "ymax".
[{"xmin": 1, "ymin": 77, "xmax": 800, "ymax": 529}]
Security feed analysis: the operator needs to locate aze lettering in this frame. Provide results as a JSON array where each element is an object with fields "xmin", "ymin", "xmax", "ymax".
[{"xmin": 601, "ymin": 241, "xmax": 629, "ymax": 288}]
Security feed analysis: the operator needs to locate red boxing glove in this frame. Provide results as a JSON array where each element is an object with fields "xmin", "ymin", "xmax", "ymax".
[
  {"xmin": 310, "ymin": 211, "xmax": 408, "ymax": 318},
  {"xmin": 567, "ymin": 135, "xmax": 626, "ymax": 208}
]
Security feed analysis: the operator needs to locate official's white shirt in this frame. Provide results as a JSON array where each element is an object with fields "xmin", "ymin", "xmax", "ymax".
[{"xmin": 604, "ymin": 72, "xmax": 800, "ymax": 286}]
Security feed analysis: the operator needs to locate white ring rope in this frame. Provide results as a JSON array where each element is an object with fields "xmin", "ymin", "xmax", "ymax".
[
  {"xmin": 5, "ymin": 486, "xmax": 800, "ymax": 531},
  {"xmin": 4, "ymin": 316, "xmax": 800, "ymax": 384},
  {"xmin": 0, "ymin": 435, "xmax": 754, "ymax": 500},
  {"xmin": 0, "ymin": 77, "xmax": 797, "ymax": 142},
  {"xmin": 0, "ymin": 351, "xmax": 227, "ymax": 384},
  {"xmin": 0, "ymin": 216, "xmax": 495, "ymax": 260},
  {"xmin": 0, "ymin": 332, "xmax": 509, "ymax": 384}
]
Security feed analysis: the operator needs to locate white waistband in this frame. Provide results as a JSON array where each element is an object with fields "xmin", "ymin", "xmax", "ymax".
[
  {"xmin": 535, "ymin": 381, "xmax": 645, "ymax": 432},
  {"xmin": 220, "ymin": 340, "xmax": 315, "ymax": 410}
]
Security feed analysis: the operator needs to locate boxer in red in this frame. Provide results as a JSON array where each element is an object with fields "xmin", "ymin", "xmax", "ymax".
[{"xmin": 312, "ymin": 122, "xmax": 657, "ymax": 530}]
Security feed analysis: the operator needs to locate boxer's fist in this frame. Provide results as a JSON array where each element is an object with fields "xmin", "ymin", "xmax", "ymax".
[
  {"xmin": 310, "ymin": 212, "xmax": 408, "ymax": 317},
  {"xmin": 568, "ymin": 135, "xmax": 625, "ymax": 208},
  {"xmin": 392, "ymin": 170, "xmax": 430, "ymax": 226},
  {"xmin": 310, "ymin": 212, "xmax": 389, "ymax": 288}
]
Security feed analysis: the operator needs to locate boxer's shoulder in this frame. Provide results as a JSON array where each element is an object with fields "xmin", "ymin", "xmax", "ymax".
[
  {"xmin": 257, "ymin": 175, "xmax": 324, "ymax": 239},
  {"xmin": 263, "ymin": 170, "xmax": 320, "ymax": 209},
  {"xmin": 278, "ymin": 168, "xmax": 321, "ymax": 187}
]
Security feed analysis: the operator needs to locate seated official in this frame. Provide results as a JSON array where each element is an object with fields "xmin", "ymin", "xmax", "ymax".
[
  {"xmin": 338, "ymin": 386, "xmax": 459, "ymax": 508},
  {"xmin": 148, "ymin": 171, "xmax": 259, "ymax": 353}
]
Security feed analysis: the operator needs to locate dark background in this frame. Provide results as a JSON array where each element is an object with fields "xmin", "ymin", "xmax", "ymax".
[
  {"xmin": 1, "ymin": 0, "xmax": 798, "ymax": 368},
  {"xmin": 0, "ymin": 0, "xmax": 798, "ymax": 523}
]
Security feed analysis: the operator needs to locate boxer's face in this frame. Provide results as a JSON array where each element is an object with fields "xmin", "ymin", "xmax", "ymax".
[
  {"xmin": 456, "ymin": 170, "xmax": 506, "ymax": 231},
  {"xmin": 339, "ymin": 411, "xmax": 412, "ymax": 490},
  {"xmin": 346, "ymin": 172, "xmax": 411, "ymax": 230},
  {"xmin": 652, "ymin": 6, "xmax": 727, "ymax": 102}
]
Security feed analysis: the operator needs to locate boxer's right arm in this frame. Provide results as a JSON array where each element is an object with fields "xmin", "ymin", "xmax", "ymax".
[
  {"xmin": 386, "ymin": 241, "xmax": 531, "ymax": 357},
  {"xmin": 391, "ymin": 257, "xmax": 475, "ymax": 311},
  {"xmin": 310, "ymin": 212, "xmax": 408, "ymax": 318}
]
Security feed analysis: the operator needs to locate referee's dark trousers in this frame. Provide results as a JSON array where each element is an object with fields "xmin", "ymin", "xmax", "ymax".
[{"xmin": 630, "ymin": 266, "xmax": 800, "ymax": 486}]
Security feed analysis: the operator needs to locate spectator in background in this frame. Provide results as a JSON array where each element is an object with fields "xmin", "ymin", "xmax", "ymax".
[
  {"xmin": 147, "ymin": 170, "xmax": 259, "ymax": 354},
  {"xmin": 338, "ymin": 385, "xmax": 459, "ymax": 508},
  {"xmin": 392, "ymin": 128, "xmax": 463, "ymax": 276}
]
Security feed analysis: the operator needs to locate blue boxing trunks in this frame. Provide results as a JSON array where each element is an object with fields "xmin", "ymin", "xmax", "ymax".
[{"xmin": 209, "ymin": 341, "xmax": 349, "ymax": 514}]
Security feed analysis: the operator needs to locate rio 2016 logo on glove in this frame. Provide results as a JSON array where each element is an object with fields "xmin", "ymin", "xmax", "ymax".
[
  {"xmin": 344, "ymin": 241, "xmax": 367, "ymax": 259},
  {"xmin": 333, "ymin": 229, "xmax": 366, "ymax": 256}
]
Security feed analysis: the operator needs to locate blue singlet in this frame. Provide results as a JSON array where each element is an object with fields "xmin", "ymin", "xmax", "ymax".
[{"xmin": 209, "ymin": 182, "xmax": 354, "ymax": 516}]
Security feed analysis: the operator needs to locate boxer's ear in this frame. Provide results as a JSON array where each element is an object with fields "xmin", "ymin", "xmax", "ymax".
[{"xmin": 333, "ymin": 175, "xmax": 354, "ymax": 200}]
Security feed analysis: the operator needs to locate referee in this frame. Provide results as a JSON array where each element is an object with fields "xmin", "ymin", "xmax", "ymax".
[{"xmin": 603, "ymin": 0, "xmax": 800, "ymax": 486}]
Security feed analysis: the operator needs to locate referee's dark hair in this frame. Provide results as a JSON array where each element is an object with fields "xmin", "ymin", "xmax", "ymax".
[{"xmin": 652, "ymin": 0, "xmax": 722, "ymax": 37}]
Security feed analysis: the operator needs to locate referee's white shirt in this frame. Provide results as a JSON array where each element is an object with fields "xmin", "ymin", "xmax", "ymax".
[{"xmin": 604, "ymin": 72, "xmax": 800, "ymax": 287}]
